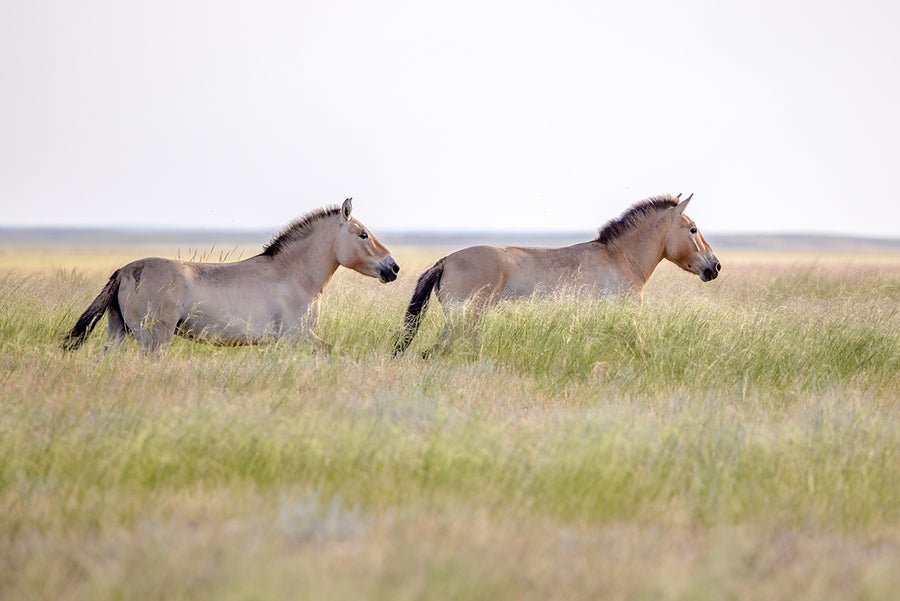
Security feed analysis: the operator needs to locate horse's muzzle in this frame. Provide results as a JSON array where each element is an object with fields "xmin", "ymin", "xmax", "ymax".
[
  {"xmin": 379, "ymin": 258, "xmax": 400, "ymax": 283},
  {"xmin": 700, "ymin": 260, "xmax": 722, "ymax": 282}
]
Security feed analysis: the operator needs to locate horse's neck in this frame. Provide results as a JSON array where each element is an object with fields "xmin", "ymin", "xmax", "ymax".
[
  {"xmin": 272, "ymin": 224, "xmax": 340, "ymax": 295},
  {"xmin": 608, "ymin": 215, "xmax": 668, "ymax": 286}
]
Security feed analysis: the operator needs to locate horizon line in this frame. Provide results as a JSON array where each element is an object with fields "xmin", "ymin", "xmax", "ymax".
[{"xmin": 1, "ymin": 224, "xmax": 899, "ymax": 242}]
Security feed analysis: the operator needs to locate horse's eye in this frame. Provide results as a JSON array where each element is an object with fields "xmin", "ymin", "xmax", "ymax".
[
  {"xmin": 359, "ymin": 231, "xmax": 369, "ymax": 240},
  {"xmin": 690, "ymin": 227, "xmax": 697, "ymax": 235}
]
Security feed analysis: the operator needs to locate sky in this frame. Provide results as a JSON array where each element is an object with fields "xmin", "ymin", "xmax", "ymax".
[{"xmin": 2, "ymin": 0, "xmax": 899, "ymax": 237}]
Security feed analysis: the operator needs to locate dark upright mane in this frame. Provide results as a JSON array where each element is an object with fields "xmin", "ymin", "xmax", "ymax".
[
  {"xmin": 594, "ymin": 194, "xmax": 680, "ymax": 245},
  {"xmin": 260, "ymin": 205, "xmax": 342, "ymax": 256}
]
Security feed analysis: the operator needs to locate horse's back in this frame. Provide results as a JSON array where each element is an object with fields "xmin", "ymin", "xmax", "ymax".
[
  {"xmin": 438, "ymin": 242, "xmax": 624, "ymax": 304},
  {"xmin": 438, "ymin": 244, "xmax": 567, "ymax": 303}
]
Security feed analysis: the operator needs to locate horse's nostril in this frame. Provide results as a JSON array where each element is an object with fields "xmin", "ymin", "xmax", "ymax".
[
  {"xmin": 392, "ymin": 263, "xmax": 400, "ymax": 274},
  {"xmin": 716, "ymin": 262, "xmax": 722, "ymax": 272}
]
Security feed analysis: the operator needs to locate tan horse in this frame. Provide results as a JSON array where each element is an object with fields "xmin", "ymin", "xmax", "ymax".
[
  {"xmin": 393, "ymin": 194, "xmax": 719, "ymax": 355},
  {"xmin": 64, "ymin": 198, "xmax": 399, "ymax": 352}
]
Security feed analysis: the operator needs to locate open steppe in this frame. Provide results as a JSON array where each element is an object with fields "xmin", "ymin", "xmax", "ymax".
[{"xmin": 1, "ymin": 235, "xmax": 898, "ymax": 600}]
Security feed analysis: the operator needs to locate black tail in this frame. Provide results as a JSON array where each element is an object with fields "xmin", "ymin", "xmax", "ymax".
[
  {"xmin": 392, "ymin": 259, "xmax": 445, "ymax": 356},
  {"xmin": 62, "ymin": 271, "xmax": 121, "ymax": 351}
]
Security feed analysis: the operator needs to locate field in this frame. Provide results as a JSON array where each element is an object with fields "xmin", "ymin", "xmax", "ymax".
[{"xmin": 1, "ymin": 239, "xmax": 899, "ymax": 600}]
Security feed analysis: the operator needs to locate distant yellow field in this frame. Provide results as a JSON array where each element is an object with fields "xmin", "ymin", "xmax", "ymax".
[
  {"xmin": 2, "ymin": 242, "xmax": 899, "ymax": 276},
  {"xmin": 0, "ymin": 244, "xmax": 263, "ymax": 275}
]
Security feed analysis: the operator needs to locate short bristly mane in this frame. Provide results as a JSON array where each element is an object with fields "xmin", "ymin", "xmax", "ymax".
[
  {"xmin": 260, "ymin": 205, "xmax": 342, "ymax": 256},
  {"xmin": 594, "ymin": 194, "xmax": 680, "ymax": 245}
]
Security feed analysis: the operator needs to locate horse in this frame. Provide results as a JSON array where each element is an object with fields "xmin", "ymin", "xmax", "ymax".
[
  {"xmin": 63, "ymin": 198, "xmax": 400, "ymax": 353},
  {"xmin": 392, "ymin": 193, "xmax": 720, "ymax": 355}
]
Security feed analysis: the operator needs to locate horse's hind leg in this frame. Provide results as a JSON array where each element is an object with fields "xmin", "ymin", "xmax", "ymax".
[
  {"xmin": 423, "ymin": 320, "xmax": 467, "ymax": 358},
  {"xmin": 124, "ymin": 293, "xmax": 179, "ymax": 353},
  {"xmin": 104, "ymin": 301, "xmax": 127, "ymax": 351},
  {"xmin": 132, "ymin": 312, "xmax": 177, "ymax": 353},
  {"xmin": 119, "ymin": 261, "xmax": 185, "ymax": 353},
  {"xmin": 424, "ymin": 257, "xmax": 504, "ymax": 358},
  {"xmin": 423, "ymin": 296, "xmax": 490, "ymax": 358}
]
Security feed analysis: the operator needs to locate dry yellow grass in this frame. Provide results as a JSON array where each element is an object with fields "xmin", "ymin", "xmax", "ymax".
[{"xmin": 1, "ymin": 241, "xmax": 898, "ymax": 600}]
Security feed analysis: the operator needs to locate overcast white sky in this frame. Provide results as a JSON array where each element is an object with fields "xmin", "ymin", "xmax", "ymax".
[{"xmin": 2, "ymin": 0, "xmax": 899, "ymax": 237}]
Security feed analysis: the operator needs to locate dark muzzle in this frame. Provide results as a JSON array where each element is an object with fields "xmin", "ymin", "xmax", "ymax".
[
  {"xmin": 701, "ymin": 261, "xmax": 721, "ymax": 282},
  {"xmin": 380, "ymin": 258, "xmax": 400, "ymax": 283}
]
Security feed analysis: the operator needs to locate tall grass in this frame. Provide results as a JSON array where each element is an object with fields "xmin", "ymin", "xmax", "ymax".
[{"xmin": 1, "ymin": 250, "xmax": 899, "ymax": 600}]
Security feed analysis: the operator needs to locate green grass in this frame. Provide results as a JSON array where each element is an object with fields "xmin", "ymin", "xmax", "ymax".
[{"xmin": 1, "ymin": 251, "xmax": 899, "ymax": 600}]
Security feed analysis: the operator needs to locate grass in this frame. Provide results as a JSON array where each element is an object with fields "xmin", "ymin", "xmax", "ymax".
[{"xmin": 1, "ymin": 246, "xmax": 899, "ymax": 600}]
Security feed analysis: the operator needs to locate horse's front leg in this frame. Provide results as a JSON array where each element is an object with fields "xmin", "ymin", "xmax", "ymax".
[
  {"xmin": 282, "ymin": 299, "xmax": 332, "ymax": 353},
  {"xmin": 304, "ymin": 330, "xmax": 333, "ymax": 354},
  {"xmin": 279, "ymin": 323, "xmax": 332, "ymax": 353}
]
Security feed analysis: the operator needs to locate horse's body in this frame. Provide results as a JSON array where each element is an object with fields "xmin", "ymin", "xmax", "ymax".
[
  {"xmin": 64, "ymin": 198, "xmax": 399, "ymax": 352},
  {"xmin": 393, "ymin": 194, "xmax": 720, "ymax": 355}
]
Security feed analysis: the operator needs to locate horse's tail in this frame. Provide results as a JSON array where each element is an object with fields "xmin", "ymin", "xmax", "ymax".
[
  {"xmin": 392, "ymin": 258, "xmax": 445, "ymax": 356},
  {"xmin": 62, "ymin": 270, "xmax": 121, "ymax": 351}
]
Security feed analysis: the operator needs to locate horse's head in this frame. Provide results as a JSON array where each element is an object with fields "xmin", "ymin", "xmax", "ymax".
[
  {"xmin": 663, "ymin": 194, "xmax": 721, "ymax": 282},
  {"xmin": 334, "ymin": 198, "xmax": 400, "ymax": 283}
]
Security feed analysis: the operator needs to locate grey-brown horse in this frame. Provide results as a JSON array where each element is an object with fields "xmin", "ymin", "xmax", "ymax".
[
  {"xmin": 393, "ymin": 194, "xmax": 720, "ymax": 355},
  {"xmin": 64, "ymin": 198, "xmax": 399, "ymax": 352}
]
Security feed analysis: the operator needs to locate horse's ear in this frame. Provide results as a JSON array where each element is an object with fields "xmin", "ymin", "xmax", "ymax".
[
  {"xmin": 674, "ymin": 193, "xmax": 693, "ymax": 215},
  {"xmin": 341, "ymin": 198, "xmax": 353, "ymax": 221}
]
